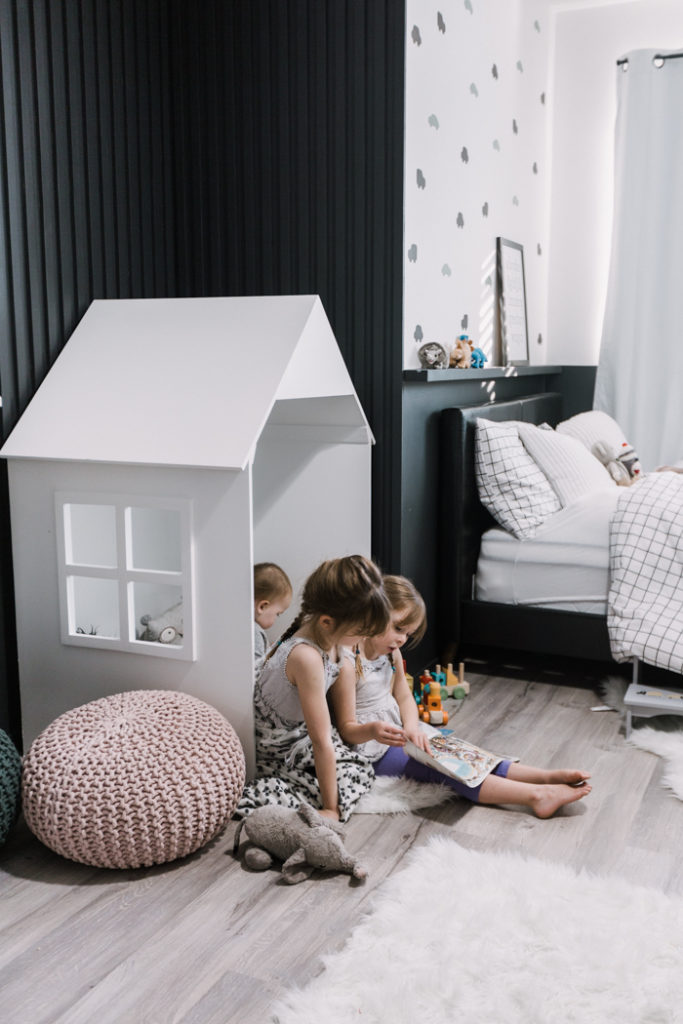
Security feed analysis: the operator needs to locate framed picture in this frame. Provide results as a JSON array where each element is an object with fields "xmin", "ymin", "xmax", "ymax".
[{"xmin": 496, "ymin": 237, "xmax": 529, "ymax": 366}]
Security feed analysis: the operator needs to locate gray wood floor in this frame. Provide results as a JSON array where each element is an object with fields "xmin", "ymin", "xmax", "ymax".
[{"xmin": 2, "ymin": 656, "xmax": 682, "ymax": 1024}]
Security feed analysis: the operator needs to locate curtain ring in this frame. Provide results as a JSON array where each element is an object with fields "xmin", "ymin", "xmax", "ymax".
[
  {"xmin": 653, "ymin": 54, "xmax": 665, "ymax": 68},
  {"xmin": 620, "ymin": 59, "xmax": 629, "ymax": 72}
]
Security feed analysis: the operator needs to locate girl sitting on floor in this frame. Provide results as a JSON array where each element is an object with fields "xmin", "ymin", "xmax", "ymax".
[
  {"xmin": 330, "ymin": 574, "xmax": 592, "ymax": 818},
  {"xmin": 236, "ymin": 554, "xmax": 391, "ymax": 822}
]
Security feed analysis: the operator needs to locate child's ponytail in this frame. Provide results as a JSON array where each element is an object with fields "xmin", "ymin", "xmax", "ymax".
[{"xmin": 265, "ymin": 610, "xmax": 304, "ymax": 662}]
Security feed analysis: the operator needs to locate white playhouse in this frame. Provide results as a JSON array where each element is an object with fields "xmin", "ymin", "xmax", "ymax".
[{"xmin": 1, "ymin": 295, "xmax": 373, "ymax": 770}]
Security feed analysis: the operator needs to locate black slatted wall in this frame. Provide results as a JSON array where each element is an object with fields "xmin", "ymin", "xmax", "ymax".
[
  {"xmin": 0, "ymin": 0, "xmax": 178, "ymax": 739},
  {"xmin": 0, "ymin": 0, "xmax": 405, "ymax": 739},
  {"xmin": 0, "ymin": 0, "xmax": 177, "ymax": 434}
]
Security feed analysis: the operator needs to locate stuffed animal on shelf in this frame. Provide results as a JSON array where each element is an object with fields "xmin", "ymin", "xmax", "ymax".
[
  {"xmin": 418, "ymin": 341, "xmax": 450, "ymax": 369},
  {"xmin": 138, "ymin": 599, "xmax": 184, "ymax": 643},
  {"xmin": 233, "ymin": 802, "xmax": 368, "ymax": 884},
  {"xmin": 470, "ymin": 346, "xmax": 488, "ymax": 369},
  {"xmin": 591, "ymin": 440, "xmax": 642, "ymax": 486},
  {"xmin": 449, "ymin": 334, "xmax": 472, "ymax": 369}
]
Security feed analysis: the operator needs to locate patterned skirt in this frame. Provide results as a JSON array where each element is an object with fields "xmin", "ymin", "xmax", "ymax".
[{"xmin": 235, "ymin": 686, "xmax": 375, "ymax": 822}]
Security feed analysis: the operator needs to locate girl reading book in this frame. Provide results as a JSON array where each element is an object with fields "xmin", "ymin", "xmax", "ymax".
[
  {"xmin": 330, "ymin": 575, "xmax": 592, "ymax": 818},
  {"xmin": 236, "ymin": 554, "xmax": 391, "ymax": 822}
]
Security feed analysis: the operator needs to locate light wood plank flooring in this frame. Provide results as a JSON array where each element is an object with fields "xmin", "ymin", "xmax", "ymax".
[{"xmin": 2, "ymin": 655, "xmax": 682, "ymax": 1023}]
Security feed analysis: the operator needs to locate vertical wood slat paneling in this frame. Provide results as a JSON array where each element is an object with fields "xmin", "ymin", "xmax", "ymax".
[
  {"xmin": 82, "ymin": 0, "xmax": 102, "ymax": 299},
  {"xmin": 0, "ymin": 0, "xmax": 177, "ymax": 737},
  {"xmin": 1, "ymin": 0, "xmax": 32, "ymax": 423},
  {"xmin": 0, "ymin": 0, "xmax": 175, "ymax": 439},
  {"xmin": 166, "ymin": 0, "xmax": 405, "ymax": 569},
  {"xmin": 64, "ymin": 2, "xmax": 92, "ymax": 313},
  {"xmin": 33, "ymin": 2, "xmax": 64, "ymax": 378},
  {"xmin": 16, "ymin": 1, "xmax": 48, "ymax": 389},
  {"xmin": 49, "ymin": 3, "xmax": 77, "ymax": 341}
]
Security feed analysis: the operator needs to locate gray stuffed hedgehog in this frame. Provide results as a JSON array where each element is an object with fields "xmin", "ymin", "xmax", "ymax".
[{"xmin": 233, "ymin": 802, "xmax": 368, "ymax": 885}]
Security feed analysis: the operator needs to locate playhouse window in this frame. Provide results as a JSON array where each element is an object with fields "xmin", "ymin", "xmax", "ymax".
[{"xmin": 56, "ymin": 495, "xmax": 194, "ymax": 660}]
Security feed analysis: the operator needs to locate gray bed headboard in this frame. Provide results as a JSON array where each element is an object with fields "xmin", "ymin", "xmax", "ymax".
[{"xmin": 437, "ymin": 392, "xmax": 563, "ymax": 649}]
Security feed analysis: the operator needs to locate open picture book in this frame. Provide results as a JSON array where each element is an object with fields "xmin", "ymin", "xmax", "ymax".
[{"xmin": 405, "ymin": 730, "xmax": 519, "ymax": 788}]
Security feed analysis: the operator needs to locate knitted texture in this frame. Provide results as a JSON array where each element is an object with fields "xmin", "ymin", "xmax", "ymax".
[
  {"xmin": 0, "ymin": 729, "xmax": 22, "ymax": 845},
  {"xmin": 22, "ymin": 690, "xmax": 246, "ymax": 869}
]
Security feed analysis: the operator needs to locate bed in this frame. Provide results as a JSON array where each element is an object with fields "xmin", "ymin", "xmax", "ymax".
[{"xmin": 437, "ymin": 392, "xmax": 683, "ymax": 675}]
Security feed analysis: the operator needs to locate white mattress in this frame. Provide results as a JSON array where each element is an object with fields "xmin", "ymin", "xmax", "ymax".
[{"xmin": 475, "ymin": 489, "xmax": 620, "ymax": 614}]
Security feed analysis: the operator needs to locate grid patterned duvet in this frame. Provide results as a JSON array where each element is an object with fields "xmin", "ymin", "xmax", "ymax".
[{"xmin": 608, "ymin": 472, "xmax": 683, "ymax": 674}]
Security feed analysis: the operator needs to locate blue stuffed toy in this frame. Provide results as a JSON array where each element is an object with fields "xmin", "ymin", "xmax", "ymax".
[{"xmin": 470, "ymin": 346, "xmax": 488, "ymax": 369}]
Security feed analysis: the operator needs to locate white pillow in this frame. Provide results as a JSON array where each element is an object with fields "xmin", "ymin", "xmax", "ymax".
[
  {"xmin": 475, "ymin": 418, "xmax": 561, "ymax": 539},
  {"xmin": 518, "ymin": 421, "xmax": 615, "ymax": 507},
  {"xmin": 556, "ymin": 410, "xmax": 629, "ymax": 452}
]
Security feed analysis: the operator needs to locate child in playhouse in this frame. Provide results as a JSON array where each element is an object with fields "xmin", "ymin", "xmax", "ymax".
[
  {"xmin": 330, "ymin": 575, "xmax": 592, "ymax": 818},
  {"xmin": 237, "ymin": 554, "xmax": 391, "ymax": 822},
  {"xmin": 253, "ymin": 561, "xmax": 292, "ymax": 667}
]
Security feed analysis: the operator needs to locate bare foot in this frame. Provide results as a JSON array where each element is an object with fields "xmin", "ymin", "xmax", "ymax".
[
  {"xmin": 544, "ymin": 769, "xmax": 591, "ymax": 786},
  {"xmin": 531, "ymin": 782, "xmax": 592, "ymax": 819}
]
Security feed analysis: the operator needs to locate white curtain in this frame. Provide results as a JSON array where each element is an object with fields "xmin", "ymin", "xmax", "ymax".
[{"xmin": 595, "ymin": 48, "xmax": 683, "ymax": 471}]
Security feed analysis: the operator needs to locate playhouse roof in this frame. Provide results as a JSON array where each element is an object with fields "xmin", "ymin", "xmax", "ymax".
[{"xmin": 1, "ymin": 295, "xmax": 372, "ymax": 470}]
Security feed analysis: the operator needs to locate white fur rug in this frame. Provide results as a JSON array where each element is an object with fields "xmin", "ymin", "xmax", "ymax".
[
  {"xmin": 271, "ymin": 836, "xmax": 683, "ymax": 1024},
  {"xmin": 354, "ymin": 775, "xmax": 452, "ymax": 814},
  {"xmin": 600, "ymin": 676, "xmax": 683, "ymax": 801},
  {"xmin": 354, "ymin": 708, "xmax": 461, "ymax": 813},
  {"xmin": 627, "ymin": 726, "xmax": 683, "ymax": 801}
]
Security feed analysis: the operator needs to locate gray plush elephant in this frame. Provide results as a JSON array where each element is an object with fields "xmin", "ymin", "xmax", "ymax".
[{"xmin": 233, "ymin": 801, "xmax": 368, "ymax": 884}]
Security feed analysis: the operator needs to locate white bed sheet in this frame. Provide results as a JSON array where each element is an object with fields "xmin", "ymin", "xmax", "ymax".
[{"xmin": 475, "ymin": 489, "xmax": 620, "ymax": 614}]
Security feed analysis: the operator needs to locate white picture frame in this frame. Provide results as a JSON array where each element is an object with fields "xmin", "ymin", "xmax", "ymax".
[{"xmin": 496, "ymin": 237, "xmax": 529, "ymax": 366}]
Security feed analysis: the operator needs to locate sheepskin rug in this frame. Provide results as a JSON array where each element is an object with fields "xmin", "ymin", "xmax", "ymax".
[
  {"xmin": 272, "ymin": 836, "xmax": 683, "ymax": 1024},
  {"xmin": 600, "ymin": 675, "xmax": 683, "ymax": 801},
  {"xmin": 354, "ymin": 775, "xmax": 452, "ymax": 814},
  {"xmin": 627, "ymin": 726, "xmax": 683, "ymax": 801}
]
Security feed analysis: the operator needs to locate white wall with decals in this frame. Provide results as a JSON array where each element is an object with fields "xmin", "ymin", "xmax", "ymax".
[
  {"xmin": 404, "ymin": 0, "xmax": 683, "ymax": 370},
  {"xmin": 404, "ymin": 0, "xmax": 552, "ymax": 369}
]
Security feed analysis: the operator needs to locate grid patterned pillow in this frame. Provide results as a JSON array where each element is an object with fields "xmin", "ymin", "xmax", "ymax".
[
  {"xmin": 518, "ymin": 421, "xmax": 615, "ymax": 507},
  {"xmin": 475, "ymin": 418, "xmax": 561, "ymax": 539}
]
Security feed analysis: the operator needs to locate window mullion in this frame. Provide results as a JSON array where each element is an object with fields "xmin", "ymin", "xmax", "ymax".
[
  {"xmin": 63, "ymin": 564, "xmax": 119, "ymax": 580},
  {"xmin": 117, "ymin": 505, "xmax": 129, "ymax": 646}
]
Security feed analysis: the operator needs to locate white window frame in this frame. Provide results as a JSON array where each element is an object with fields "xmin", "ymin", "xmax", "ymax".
[{"xmin": 55, "ymin": 492, "xmax": 196, "ymax": 660}]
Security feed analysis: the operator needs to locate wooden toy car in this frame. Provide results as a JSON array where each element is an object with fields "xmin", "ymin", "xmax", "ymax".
[{"xmin": 420, "ymin": 681, "xmax": 449, "ymax": 726}]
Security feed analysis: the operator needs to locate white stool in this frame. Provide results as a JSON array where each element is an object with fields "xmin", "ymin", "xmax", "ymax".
[{"xmin": 623, "ymin": 659, "xmax": 683, "ymax": 738}]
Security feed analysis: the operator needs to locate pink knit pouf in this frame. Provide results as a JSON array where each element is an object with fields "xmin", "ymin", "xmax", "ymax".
[{"xmin": 22, "ymin": 690, "xmax": 246, "ymax": 869}]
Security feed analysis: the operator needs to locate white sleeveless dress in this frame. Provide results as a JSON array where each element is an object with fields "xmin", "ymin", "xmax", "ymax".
[{"xmin": 353, "ymin": 652, "xmax": 403, "ymax": 762}]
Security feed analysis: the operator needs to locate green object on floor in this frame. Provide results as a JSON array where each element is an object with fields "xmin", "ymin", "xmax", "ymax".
[{"xmin": 0, "ymin": 728, "xmax": 22, "ymax": 845}]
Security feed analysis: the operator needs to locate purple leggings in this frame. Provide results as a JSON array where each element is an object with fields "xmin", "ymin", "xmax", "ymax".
[{"xmin": 374, "ymin": 745, "xmax": 511, "ymax": 803}]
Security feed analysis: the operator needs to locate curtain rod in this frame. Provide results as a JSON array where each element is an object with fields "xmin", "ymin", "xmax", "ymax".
[{"xmin": 617, "ymin": 51, "xmax": 683, "ymax": 67}]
